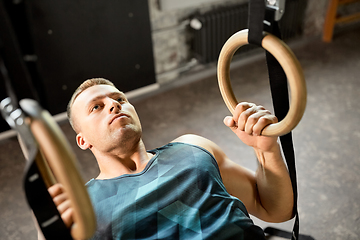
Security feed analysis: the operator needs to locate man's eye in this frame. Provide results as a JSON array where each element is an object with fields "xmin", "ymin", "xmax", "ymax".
[
  {"xmin": 117, "ymin": 97, "xmax": 125, "ymax": 102},
  {"xmin": 92, "ymin": 105, "xmax": 100, "ymax": 111}
]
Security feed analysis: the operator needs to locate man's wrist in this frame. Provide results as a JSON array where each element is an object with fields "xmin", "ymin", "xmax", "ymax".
[
  {"xmin": 253, "ymin": 140, "xmax": 280, "ymax": 154},
  {"xmin": 253, "ymin": 142, "xmax": 282, "ymax": 165}
]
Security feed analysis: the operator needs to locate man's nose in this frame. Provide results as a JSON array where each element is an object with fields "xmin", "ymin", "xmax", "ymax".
[{"xmin": 107, "ymin": 98, "xmax": 121, "ymax": 113}]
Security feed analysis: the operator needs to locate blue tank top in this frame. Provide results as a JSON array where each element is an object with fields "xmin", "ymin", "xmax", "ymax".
[{"xmin": 86, "ymin": 142, "xmax": 265, "ymax": 239}]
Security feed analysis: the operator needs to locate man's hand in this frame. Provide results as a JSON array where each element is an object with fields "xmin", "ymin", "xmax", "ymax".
[
  {"xmin": 223, "ymin": 102, "xmax": 278, "ymax": 152},
  {"xmin": 48, "ymin": 183, "xmax": 74, "ymax": 228}
]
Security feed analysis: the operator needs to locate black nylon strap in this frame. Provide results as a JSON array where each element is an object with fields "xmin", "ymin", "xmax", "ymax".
[
  {"xmin": 24, "ymin": 157, "xmax": 73, "ymax": 240},
  {"xmin": 248, "ymin": 1, "xmax": 300, "ymax": 240},
  {"xmin": 248, "ymin": 0, "xmax": 265, "ymax": 46},
  {"xmin": 264, "ymin": 14, "xmax": 299, "ymax": 240}
]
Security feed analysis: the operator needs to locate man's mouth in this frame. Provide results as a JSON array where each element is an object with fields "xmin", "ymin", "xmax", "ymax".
[{"xmin": 109, "ymin": 113, "xmax": 130, "ymax": 124}]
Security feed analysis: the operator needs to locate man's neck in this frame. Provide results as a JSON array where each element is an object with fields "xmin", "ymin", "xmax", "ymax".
[{"xmin": 93, "ymin": 139, "xmax": 153, "ymax": 179}]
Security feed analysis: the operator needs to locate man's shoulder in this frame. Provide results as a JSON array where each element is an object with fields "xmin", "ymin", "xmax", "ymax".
[
  {"xmin": 171, "ymin": 134, "xmax": 210, "ymax": 147},
  {"xmin": 170, "ymin": 134, "xmax": 224, "ymax": 160}
]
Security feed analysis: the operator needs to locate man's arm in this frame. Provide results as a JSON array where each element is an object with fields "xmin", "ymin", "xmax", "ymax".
[{"xmin": 173, "ymin": 102, "xmax": 294, "ymax": 223}]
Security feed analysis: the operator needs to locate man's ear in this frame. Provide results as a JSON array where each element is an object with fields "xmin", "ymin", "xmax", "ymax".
[{"xmin": 76, "ymin": 133, "xmax": 91, "ymax": 150}]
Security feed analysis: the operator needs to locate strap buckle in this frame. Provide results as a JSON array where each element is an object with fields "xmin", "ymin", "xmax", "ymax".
[
  {"xmin": 0, "ymin": 97, "xmax": 38, "ymax": 158},
  {"xmin": 265, "ymin": 0, "xmax": 286, "ymax": 21}
]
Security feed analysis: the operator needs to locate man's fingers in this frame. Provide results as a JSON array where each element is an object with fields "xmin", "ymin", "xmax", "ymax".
[
  {"xmin": 48, "ymin": 183, "xmax": 74, "ymax": 229},
  {"xmin": 53, "ymin": 192, "xmax": 68, "ymax": 206},
  {"xmin": 48, "ymin": 183, "xmax": 69, "ymax": 213},
  {"xmin": 48, "ymin": 183, "xmax": 64, "ymax": 198},
  {"xmin": 254, "ymin": 115, "xmax": 278, "ymax": 135},
  {"xmin": 238, "ymin": 106, "xmax": 257, "ymax": 131},
  {"xmin": 236, "ymin": 104, "xmax": 266, "ymax": 131},
  {"xmin": 61, "ymin": 207, "xmax": 74, "ymax": 228},
  {"xmin": 57, "ymin": 199, "xmax": 72, "ymax": 214},
  {"xmin": 227, "ymin": 102, "xmax": 277, "ymax": 135},
  {"xmin": 58, "ymin": 199, "xmax": 74, "ymax": 228},
  {"xmin": 232, "ymin": 102, "xmax": 254, "ymax": 122},
  {"xmin": 248, "ymin": 112, "xmax": 278, "ymax": 135},
  {"xmin": 49, "ymin": 183, "xmax": 68, "ymax": 207},
  {"xmin": 224, "ymin": 102, "xmax": 254, "ymax": 129},
  {"xmin": 223, "ymin": 116, "xmax": 235, "ymax": 128}
]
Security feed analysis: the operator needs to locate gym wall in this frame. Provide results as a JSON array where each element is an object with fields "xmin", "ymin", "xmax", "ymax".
[{"xmin": 0, "ymin": 0, "xmax": 156, "ymax": 133}]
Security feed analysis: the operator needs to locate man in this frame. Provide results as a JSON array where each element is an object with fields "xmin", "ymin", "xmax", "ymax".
[{"xmin": 49, "ymin": 78, "xmax": 294, "ymax": 239}]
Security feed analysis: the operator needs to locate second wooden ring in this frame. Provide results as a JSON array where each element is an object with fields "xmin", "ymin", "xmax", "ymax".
[{"xmin": 217, "ymin": 29, "xmax": 307, "ymax": 137}]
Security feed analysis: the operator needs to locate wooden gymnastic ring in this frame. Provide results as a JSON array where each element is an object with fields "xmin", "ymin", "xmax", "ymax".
[
  {"xmin": 217, "ymin": 29, "xmax": 307, "ymax": 137},
  {"xmin": 20, "ymin": 99, "xmax": 96, "ymax": 240}
]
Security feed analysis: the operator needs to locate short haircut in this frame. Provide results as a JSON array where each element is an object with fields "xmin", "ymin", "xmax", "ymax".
[{"xmin": 67, "ymin": 78, "xmax": 115, "ymax": 132}]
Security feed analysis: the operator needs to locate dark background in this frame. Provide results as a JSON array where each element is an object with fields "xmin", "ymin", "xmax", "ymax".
[{"xmin": 0, "ymin": 0, "xmax": 156, "ymax": 132}]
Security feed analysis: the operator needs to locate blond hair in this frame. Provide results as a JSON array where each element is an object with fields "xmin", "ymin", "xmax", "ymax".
[{"xmin": 67, "ymin": 78, "xmax": 115, "ymax": 132}]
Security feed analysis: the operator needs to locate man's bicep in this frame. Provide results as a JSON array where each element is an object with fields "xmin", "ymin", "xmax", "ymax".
[
  {"xmin": 186, "ymin": 135, "xmax": 265, "ymax": 218},
  {"xmin": 218, "ymin": 158, "xmax": 258, "ymax": 207}
]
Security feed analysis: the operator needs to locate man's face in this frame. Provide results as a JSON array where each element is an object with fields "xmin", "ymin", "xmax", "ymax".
[{"xmin": 71, "ymin": 84, "xmax": 142, "ymax": 153}]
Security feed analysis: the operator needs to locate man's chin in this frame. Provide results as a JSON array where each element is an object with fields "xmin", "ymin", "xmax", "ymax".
[{"xmin": 114, "ymin": 126, "xmax": 142, "ymax": 145}]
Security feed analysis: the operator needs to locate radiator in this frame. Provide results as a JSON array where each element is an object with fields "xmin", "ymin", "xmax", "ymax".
[{"xmin": 191, "ymin": 0, "xmax": 307, "ymax": 64}]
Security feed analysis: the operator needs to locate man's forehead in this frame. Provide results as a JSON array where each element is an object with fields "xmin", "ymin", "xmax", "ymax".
[{"xmin": 73, "ymin": 84, "xmax": 123, "ymax": 107}]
